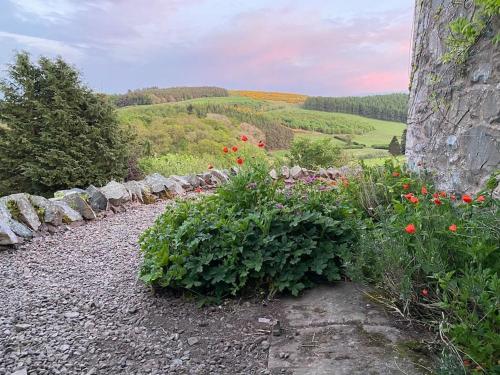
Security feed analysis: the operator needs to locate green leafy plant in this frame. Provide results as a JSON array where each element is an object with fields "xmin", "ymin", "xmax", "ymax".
[
  {"xmin": 443, "ymin": 0, "xmax": 500, "ymax": 65},
  {"xmin": 342, "ymin": 163, "xmax": 499, "ymax": 372},
  {"xmin": 140, "ymin": 164, "xmax": 358, "ymax": 302},
  {"xmin": 289, "ymin": 138, "xmax": 346, "ymax": 169}
]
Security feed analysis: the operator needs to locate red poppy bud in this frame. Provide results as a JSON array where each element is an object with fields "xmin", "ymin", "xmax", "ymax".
[
  {"xmin": 449, "ymin": 224, "xmax": 457, "ymax": 232},
  {"xmin": 432, "ymin": 192, "xmax": 439, "ymax": 199},
  {"xmin": 462, "ymin": 194, "xmax": 472, "ymax": 203},
  {"xmin": 476, "ymin": 195, "xmax": 485, "ymax": 202},
  {"xmin": 421, "ymin": 289, "xmax": 429, "ymax": 297},
  {"xmin": 434, "ymin": 198, "xmax": 442, "ymax": 205},
  {"xmin": 241, "ymin": 135, "xmax": 248, "ymax": 142},
  {"xmin": 236, "ymin": 157, "xmax": 244, "ymax": 165},
  {"xmin": 405, "ymin": 224, "xmax": 416, "ymax": 234},
  {"xmin": 392, "ymin": 172, "xmax": 400, "ymax": 177},
  {"xmin": 421, "ymin": 186, "xmax": 428, "ymax": 195},
  {"xmin": 231, "ymin": 146, "xmax": 238, "ymax": 152},
  {"xmin": 439, "ymin": 191, "xmax": 447, "ymax": 198},
  {"xmin": 403, "ymin": 183, "xmax": 410, "ymax": 190},
  {"xmin": 223, "ymin": 146, "xmax": 229, "ymax": 153},
  {"xmin": 258, "ymin": 142, "xmax": 265, "ymax": 148},
  {"xmin": 410, "ymin": 196, "xmax": 419, "ymax": 204},
  {"xmin": 450, "ymin": 194, "xmax": 456, "ymax": 201},
  {"xmin": 404, "ymin": 193, "xmax": 414, "ymax": 200}
]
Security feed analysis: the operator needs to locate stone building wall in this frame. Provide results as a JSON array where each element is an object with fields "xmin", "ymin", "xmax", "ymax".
[{"xmin": 407, "ymin": 0, "xmax": 499, "ymax": 193}]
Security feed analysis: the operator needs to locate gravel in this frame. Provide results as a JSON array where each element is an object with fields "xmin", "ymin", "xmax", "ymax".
[{"xmin": 0, "ymin": 200, "xmax": 282, "ymax": 374}]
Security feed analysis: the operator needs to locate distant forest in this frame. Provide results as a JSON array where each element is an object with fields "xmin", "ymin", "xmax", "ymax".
[
  {"xmin": 110, "ymin": 86, "xmax": 229, "ymax": 107},
  {"xmin": 303, "ymin": 93, "xmax": 408, "ymax": 123}
]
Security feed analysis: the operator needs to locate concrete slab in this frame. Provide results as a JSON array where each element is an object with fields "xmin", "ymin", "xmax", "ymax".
[{"xmin": 268, "ymin": 283, "xmax": 432, "ymax": 374}]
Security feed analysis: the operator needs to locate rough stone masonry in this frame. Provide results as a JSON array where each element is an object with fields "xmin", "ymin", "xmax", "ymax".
[{"xmin": 407, "ymin": 0, "xmax": 499, "ymax": 193}]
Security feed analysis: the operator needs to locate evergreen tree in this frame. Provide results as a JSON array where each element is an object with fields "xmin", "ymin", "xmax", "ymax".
[
  {"xmin": 0, "ymin": 52, "xmax": 130, "ymax": 196},
  {"xmin": 388, "ymin": 136, "xmax": 401, "ymax": 156},
  {"xmin": 400, "ymin": 129, "xmax": 407, "ymax": 154}
]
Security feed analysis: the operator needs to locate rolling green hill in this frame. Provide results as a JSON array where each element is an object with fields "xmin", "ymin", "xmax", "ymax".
[{"xmin": 117, "ymin": 94, "xmax": 407, "ymax": 175}]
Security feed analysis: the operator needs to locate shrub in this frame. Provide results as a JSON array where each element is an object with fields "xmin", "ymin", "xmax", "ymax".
[
  {"xmin": 342, "ymin": 163, "xmax": 500, "ymax": 372},
  {"xmin": 139, "ymin": 164, "xmax": 358, "ymax": 302},
  {"xmin": 0, "ymin": 52, "xmax": 130, "ymax": 196},
  {"xmin": 289, "ymin": 138, "xmax": 346, "ymax": 169}
]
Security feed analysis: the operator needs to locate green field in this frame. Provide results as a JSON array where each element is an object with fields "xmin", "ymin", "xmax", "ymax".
[{"xmin": 117, "ymin": 94, "xmax": 406, "ymax": 173}]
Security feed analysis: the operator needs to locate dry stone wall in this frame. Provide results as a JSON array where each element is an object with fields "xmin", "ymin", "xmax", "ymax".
[
  {"xmin": 407, "ymin": 0, "xmax": 499, "ymax": 193},
  {"xmin": 0, "ymin": 170, "xmax": 234, "ymax": 246}
]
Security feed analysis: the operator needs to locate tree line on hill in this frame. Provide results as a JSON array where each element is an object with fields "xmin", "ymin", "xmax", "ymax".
[
  {"xmin": 183, "ymin": 102, "xmax": 294, "ymax": 150},
  {"xmin": 109, "ymin": 86, "xmax": 229, "ymax": 107},
  {"xmin": 303, "ymin": 93, "xmax": 408, "ymax": 123}
]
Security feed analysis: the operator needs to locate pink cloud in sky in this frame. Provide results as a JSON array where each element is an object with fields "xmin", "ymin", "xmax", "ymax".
[{"xmin": 186, "ymin": 8, "xmax": 412, "ymax": 95}]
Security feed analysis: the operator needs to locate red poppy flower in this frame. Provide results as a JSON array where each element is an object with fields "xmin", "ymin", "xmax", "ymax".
[
  {"xmin": 405, "ymin": 224, "xmax": 416, "ymax": 234},
  {"xmin": 404, "ymin": 193, "xmax": 414, "ymax": 200},
  {"xmin": 421, "ymin": 289, "xmax": 429, "ymax": 297},
  {"xmin": 410, "ymin": 196, "xmax": 419, "ymax": 204},
  {"xmin": 241, "ymin": 135, "xmax": 248, "ymax": 142},
  {"xmin": 392, "ymin": 172, "xmax": 400, "ymax": 177},
  {"xmin": 223, "ymin": 146, "xmax": 229, "ymax": 153},
  {"xmin": 432, "ymin": 192, "xmax": 439, "ymax": 199},
  {"xmin": 236, "ymin": 157, "xmax": 244, "ymax": 165},
  {"xmin": 421, "ymin": 186, "xmax": 428, "ymax": 195},
  {"xmin": 476, "ymin": 195, "xmax": 485, "ymax": 202},
  {"xmin": 449, "ymin": 224, "xmax": 457, "ymax": 232},
  {"xmin": 462, "ymin": 194, "xmax": 473, "ymax": 203},
  {"xmin": 208, "ymin": 164, "xmax": 213, "ymax": 169},
  {"xmin": 434, "ymin": 198, "xmax": 442, "ymax": 205},
  {"xmin": 402, "ymin": 183, "xmax": 410, "ymax": 190},
  {"xmin": 231, "ymin": 146, "xmax": 238, "ymax": 152},
  {"xmin": 258, "ymin": 142, "xmax": 265, "ymax": 148},
  {"xmin": 439, "ymin": 191, "xmax": 447, "ymax": 198}
]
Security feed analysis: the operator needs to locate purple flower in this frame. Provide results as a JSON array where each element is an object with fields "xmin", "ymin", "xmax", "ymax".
[
  {"xmin": 246, "ymin": 182, "xmax": 257, "ymax": 190},
  {"xmin": 275, "ymin": 203, "xmax": 284, "ymax": 209}
]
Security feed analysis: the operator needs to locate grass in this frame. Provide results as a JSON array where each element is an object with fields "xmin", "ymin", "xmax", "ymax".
[
  {"xmin": 350, "ymin": 120, "xmax": 406, "ymax": 147},
  {"xmin": 116, "ymin": 94, "xmax": 407, "ymax": 175}
]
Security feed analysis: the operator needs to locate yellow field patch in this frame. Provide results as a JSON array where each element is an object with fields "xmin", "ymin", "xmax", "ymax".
[{"xmin": 230, "ymin": 90, "xmax": 307, "ymax": 104}]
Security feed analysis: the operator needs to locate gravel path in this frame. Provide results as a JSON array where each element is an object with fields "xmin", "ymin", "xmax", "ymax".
[{"xmin": 0, "ymin": 201, "xmax": 282, "ymax": 375}]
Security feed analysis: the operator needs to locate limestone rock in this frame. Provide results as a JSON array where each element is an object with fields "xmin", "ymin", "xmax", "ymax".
[
  {"xmin": 62, "ymin": 193, "xmax": 96, "ymax": 220},
  {"xmin": 185, "ymin": 175, "xmax": 205, "ymax": 188},
  {"xmin": 170, "ymin": 176, "xmax": 192, "ymax": 190},
  {"xmin": 326, "ymin": 167, "xmax": 340, "ymax": 179},
  {"xmin": 143, "ymin": 174, "xmax": 185, "ymax": 196},
  {"xmin": 407, "ymin": 2, "xmax": 500, "ymax": 193},
  {"xmin": 164, "ymin": 178, "xmax": 185, "ymax": 196},
  {"xmin": 123, "ymin": 181, "xmax": 144, "ymax": 203},
  {"xmin": 280, "ymin": 166, "xmax": 290, "ymax": 179},
  {"xmin": 290, "ymin": 165, "xmax": 303, "ymax": 179},
  {"xmin": 51, "ymin": 201, "xmax": 83, "ymax": 223},
  {"xmin": 86, "ymin": 185, "xmax": 108, "ymax": 211},
  {"xmin": 54, "ymin": 188, "xmax": 88, "ymax": 199},
  {"xmin": 99, "ymin": 181, "xmax": 131, "ymax": 206},
  {"xmin": 318, "ymin": 168, "xmax": 328, "ymax": 178},
  {"xmin": 0, "ymin": 194, "xmax": 41, "ymax": 231},
  {"xmin": 143, "ymin": 173, "xmax": 170, "ymax": 194},
  {"xmin": 30, "ymin": 195, "xmax": 64, "ymax": 226},
  {"xmin": 269, "ymin": 169, "xmax": 278, "ymax": 179},
  {"xmin": 0, "ymin": 219, "xmax": 18, "ymax": 245},
  {"xmin": 211, "ymin": 169, "xmax": 229, "ymax": 183}
]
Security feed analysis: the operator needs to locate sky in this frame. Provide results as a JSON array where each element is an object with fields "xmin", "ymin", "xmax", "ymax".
[{"xmin": 0, "ymin": 0, "xmax": 414, "ymax": 96}]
